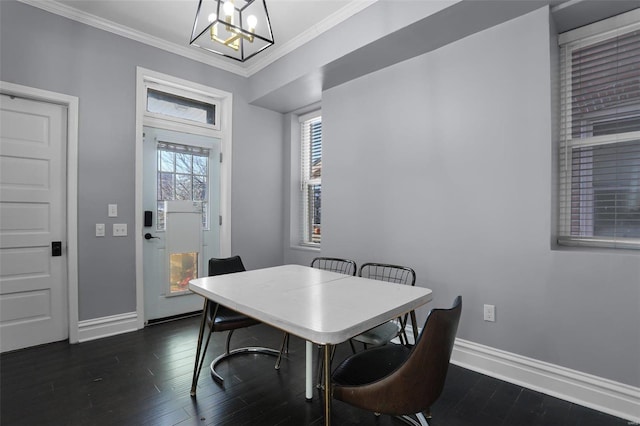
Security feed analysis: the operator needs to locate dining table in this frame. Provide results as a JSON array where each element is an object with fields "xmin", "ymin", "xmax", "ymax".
[{"xmin": 188, "ymin": 264, "xmax": 433, "ymax": 425}]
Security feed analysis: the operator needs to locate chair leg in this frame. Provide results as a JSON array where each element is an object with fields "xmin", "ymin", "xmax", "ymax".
[
  {"xmin": 190, "ymin": 302, "xmax": 214, "ymax": 396},
  {"xmin": 274, "ymin": 332, "xmax": 289, "ymax": 370},
  {"xmin": 225, "ymin": 329, "xmax": 234, "ymax": 354},
  {"xmin": 395, "ymin": 413, "xmax": 429, "ymax": 426},
  {"xmin": 210, "ymin": 329, "xmax": 281, "ymax": 384}
]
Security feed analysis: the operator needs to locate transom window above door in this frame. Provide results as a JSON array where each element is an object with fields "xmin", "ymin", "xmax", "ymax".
[{"xmin": 145, "ymin": 84, "xmax": 220, "ymax": 131}]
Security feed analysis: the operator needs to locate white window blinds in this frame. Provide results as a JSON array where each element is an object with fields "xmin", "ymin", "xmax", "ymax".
[
  {"xmin": 300, "ymin": 112, "xmax": 322, "ymax": 245},
  {"xmin": 558, "ymin": 11, "xmax": 640, "ymax": 249}
]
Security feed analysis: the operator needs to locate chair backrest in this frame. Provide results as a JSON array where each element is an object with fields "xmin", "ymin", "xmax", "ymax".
[
  {"xmin": 358, "ymin": 263, "xmax": 416, "ymax": 286},
  {"xmin": 311, "ymin": 257, "xmax": 357, "ymax": 276},
  {"xmin": 206, "ymin": 256, "xmax": 246, "ymax": 319},
  {"xmin": 208, "ymin": 255, "xmax": 246, "ymax": 276},
  {"xmin": 340, "ymin": 296, "xmax": 462, "ymax": 415}
]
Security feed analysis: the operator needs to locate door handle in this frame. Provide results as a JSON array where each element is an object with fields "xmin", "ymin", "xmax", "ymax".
[
  {"xmin": 52, "ymin": 241, "xmax": 62, "ymax": 256},
  {"xmin": 144, "ymin": 233, "xmax": 160, "ymax": 240}
]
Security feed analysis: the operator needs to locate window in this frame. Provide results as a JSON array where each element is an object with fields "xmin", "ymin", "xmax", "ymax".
[
  {"xmin": 147, "ymin": 89, "xmax": 216, "ymax": 125},
  {"xmin": 157, "ymin": 142, "xmax": 209, "ymax": 230},
  {"xmin": 145, "ymin": 83, "xmax": 220, "ymax": 131},
  {"xmin": 300, "ymin": 112, "xmax": 322, "ymax": 245},
  {"xmin": 558, "ymin": 11, "xmax": 640, "ymax": 249}
]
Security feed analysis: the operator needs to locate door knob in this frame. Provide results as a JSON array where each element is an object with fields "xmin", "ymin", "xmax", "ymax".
[{"xmin": 144, "ymin": 233, "xmax": 159, "ymax": 240}]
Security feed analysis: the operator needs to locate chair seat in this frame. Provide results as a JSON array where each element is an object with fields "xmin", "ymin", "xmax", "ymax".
[
  {"xmin": 211, "ymin": 305, "xmax": 260, "ymax": 332},
  {"xmin": 352, "ymin": 321, "xmax": 401, "ymax": 346},
  {"xmin": 333, "ymin": 343, "xmax": 411, "ymax": 386}
]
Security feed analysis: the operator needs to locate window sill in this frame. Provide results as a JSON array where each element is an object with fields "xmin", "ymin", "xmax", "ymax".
[
  {"xmin": 290, "ymin": 244, "xmax": 321, "ymax": 253},
  {"xmin": 553, "ymin": 237, "xmax": 640, "ymax": 255}
]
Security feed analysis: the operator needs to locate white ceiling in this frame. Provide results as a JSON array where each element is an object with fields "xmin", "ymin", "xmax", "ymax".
[{"xmin": 20, "ymin": 0, "xmax": 373, "ymax": 76}]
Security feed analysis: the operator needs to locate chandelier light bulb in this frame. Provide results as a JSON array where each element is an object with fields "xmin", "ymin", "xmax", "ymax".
[
  {"xmin": 223, "ymin": 1, "xmax": 234, "ymax": 17},
  {"xmin": 247, "ymin": 15, "xmax": 257, "ymax": 30},
  {"xmin": 208, "ymin": 13, "xmax": 217, "ymax": 23}
]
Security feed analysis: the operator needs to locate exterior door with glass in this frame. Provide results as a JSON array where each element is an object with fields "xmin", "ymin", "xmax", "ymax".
[{"xmin": 143, "ymin": 126, "xmax": 220, "ymax": 321}]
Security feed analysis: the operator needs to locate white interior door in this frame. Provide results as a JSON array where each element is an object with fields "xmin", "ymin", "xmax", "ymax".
[
  {"xmin": 0, "ymin": 94, "xmax": 68, "ymax": 352},
  {"xmin": 143, "ymin": 126, "xmax": 220, "ymax": 321}
]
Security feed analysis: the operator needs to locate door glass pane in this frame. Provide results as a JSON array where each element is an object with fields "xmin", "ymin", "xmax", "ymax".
[
  {"xmin": 176, "ymin": 153, "xmax": 192, "ymax": 174},
  {"xmin": 157, "ymin": 143, "xmax": 210, "ymax": 230},
  {"xmin": 158, "ymin": 173, "xmax": 174, "ymax": 200},
  {"xmin": 193, "ymin": 175, "xmax": 207, "ymax": 200},
  {"xmin": 175, "ymin": 174, "xmax": 192, "ymax": 200},
  {"xmin": 160, "ymin": 151, "xmax": 175, "ymax": 172},
  {"xmin": 193, "ymin": 155, "xmax": 207, "ymax": 175}
]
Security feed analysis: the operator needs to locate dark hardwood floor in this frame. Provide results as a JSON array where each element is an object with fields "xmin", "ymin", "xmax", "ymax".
[{"xmin": 0, "ymin": 315, "xmax": 630, "ymax": 426}]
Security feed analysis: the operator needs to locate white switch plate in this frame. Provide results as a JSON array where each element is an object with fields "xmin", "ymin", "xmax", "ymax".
[
  {"xmin": 96, "ymin": 223, "xmax": 105, "ymax": 237},
  {"xmin": 108, "ymin": 204, "xmax": 118, "ymax": 217},
  {"xmin": 113, "ymin": 223, "xmax": 127, "ymax": 237}
]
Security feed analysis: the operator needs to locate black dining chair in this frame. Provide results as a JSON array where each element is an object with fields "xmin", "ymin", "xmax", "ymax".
[
  {"xmin": 332, "ymin": 296, "xmax": 462, "ymax": 426},
  {"xmin": 351, "ymin": 263, "xmax": 418, "ymax": 351},
  {"xmin": 199, "ymin": 256, "xmax": 281, "ymax": 384}
]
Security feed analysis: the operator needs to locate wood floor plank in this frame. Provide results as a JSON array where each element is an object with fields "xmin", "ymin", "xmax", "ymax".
[{"xmin": 1, "ymin": 316, "xmax": 631, "ymax": 426}]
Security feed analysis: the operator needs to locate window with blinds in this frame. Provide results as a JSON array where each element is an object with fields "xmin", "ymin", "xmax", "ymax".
[
  {"xmin": 300, "ymin": 112, "xmax": 322, "ymax": 245},
  {"xmin": 558, "ymin": 10, "xmax": 640, "ymax": 249},
  {"xmin": 157, "ymin": 142, "xmax": 210, "ymax": 231}
]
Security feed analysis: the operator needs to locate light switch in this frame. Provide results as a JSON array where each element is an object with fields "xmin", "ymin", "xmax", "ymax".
[
  {"xmin": 113, "ymin": 223, "xmax": 127, "ymax": 237},
  {"xmin": 108, "ymin": 204, "xmax": 118, "ymax": 217},
  {"xmin": 96, "ymin": 223, "xmax": 105, "ymax": 237}
]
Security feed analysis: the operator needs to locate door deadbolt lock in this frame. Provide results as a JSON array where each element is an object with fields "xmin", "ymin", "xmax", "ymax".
[{"xmin": 52, "ymin": 241, "xmax": 62, "ymax": 256}]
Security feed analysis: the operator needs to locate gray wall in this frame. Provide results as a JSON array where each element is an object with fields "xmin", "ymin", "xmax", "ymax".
[
  {"xmin": 0, "ymin": 1, "xmax": 284, "ymax": 320},
  {"xmin": 2, "ymin": 0, "xmax": 638, "ymax": 389},
  {"xmin": 314, "ymin": 7, "xmax": 639, "ymax": 387}
]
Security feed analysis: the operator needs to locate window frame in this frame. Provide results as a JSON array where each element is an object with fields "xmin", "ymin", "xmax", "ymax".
[
  {"xmin": 557, "ymin": 10, "xmax": 640, "ymax": 250},
  {"xmin": 144, "ymin": 81, "xmax": 221, "ymax": 132},
  {"xmin": 299, "ymin": 110, "xmax": 322, "ymax": 247}
]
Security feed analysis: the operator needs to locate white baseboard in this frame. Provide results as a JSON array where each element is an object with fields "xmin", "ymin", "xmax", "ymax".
[
  {"xmin": 451, "ymin": 338, "xmax": 640, "ymax": 424},
  {"xmin": 77, "ymin": 312, "xmax": 140, "ymax": 343}
]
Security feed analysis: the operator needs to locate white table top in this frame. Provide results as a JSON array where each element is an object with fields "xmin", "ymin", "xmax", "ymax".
[{"xmin": 189, "ymin": 264, "xmax": 433, "ymax": 345}]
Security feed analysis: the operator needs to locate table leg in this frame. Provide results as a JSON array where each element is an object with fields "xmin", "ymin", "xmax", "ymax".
[
  {"xmin": 323, "ymin": 343, "xmax": 332, "ymax": 426},
  {"xmin": 305, "ymin": 341, "xmax": 313, "ymax": 400},
  {"xmin": 190, "ymin": 299, "xmax": 210, "ymax": 396}
]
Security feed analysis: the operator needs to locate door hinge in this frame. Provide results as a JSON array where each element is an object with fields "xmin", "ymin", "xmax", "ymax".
[
  {"xmin": 219, "ymin": 152, "xmax": 223, "ymax": 163},
  {"xmin": 219, "ymin": 215, "xmax": 222, "ymax": 226}
]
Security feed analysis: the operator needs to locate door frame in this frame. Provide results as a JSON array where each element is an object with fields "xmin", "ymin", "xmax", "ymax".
[
  {"xmin": 135, "ymin": 68, "xmax": 232, "ymax": 328},
  {"xmin": 0, "ymin": 81, "xmax": 80, "ymax": 343}
]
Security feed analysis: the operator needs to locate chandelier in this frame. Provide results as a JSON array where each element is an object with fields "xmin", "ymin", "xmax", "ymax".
[{"xmin": 190, "ymin": 0, "xmax": 274, "ymax": 62}]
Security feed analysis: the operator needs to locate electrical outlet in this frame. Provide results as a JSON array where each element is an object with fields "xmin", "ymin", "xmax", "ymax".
[
  {"xmin": 96, "ymin": 223, "xmax": 105, "ymax": 237},
  {"xmin": 484, "ymin": 304, "xmax": 496, "ymax": 322},
  {"xmin": 108, "ymin": 204, "xmax": 118, "ymax": 217},
  {"xmin": 113, "ymin": 223, "xmax": 127, "ymax": 237}
]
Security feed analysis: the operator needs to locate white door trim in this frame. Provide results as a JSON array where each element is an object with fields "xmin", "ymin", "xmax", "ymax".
[
  {"xmin": 0, "ymin": 81, "xmax": 80, "ymax": 343},
  {"xmin": 135, "ymin": 67, "xmax": 232, "ymax": 328}
]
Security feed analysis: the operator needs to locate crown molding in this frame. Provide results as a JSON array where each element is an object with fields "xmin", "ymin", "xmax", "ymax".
[
  {"xmin": 244, "ymin": 0, "xmax": 377, "ymax": 75},
  {"xmin": 17, "ymin": 0, "xmax": 250, "ymax": 77},
  {"xmin": 17, "ymin": 0, "xmax": 377, "ymax": 78}
]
